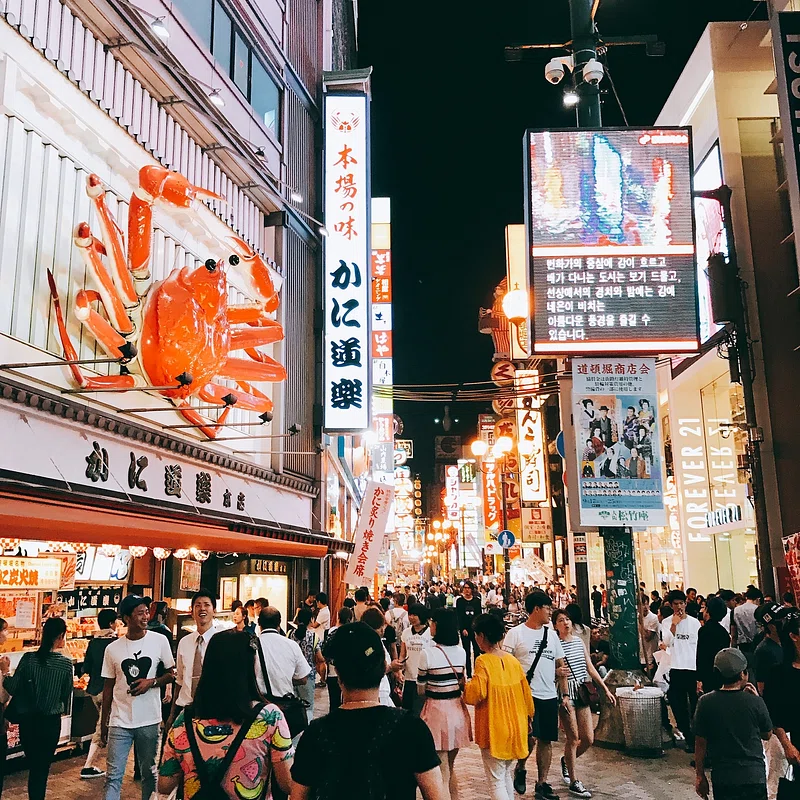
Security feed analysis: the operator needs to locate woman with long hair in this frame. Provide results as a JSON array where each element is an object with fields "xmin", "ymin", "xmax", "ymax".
[
  {"xmin": 464, "ymin": 614, "xmax": 533, "ymax": 800},
  {"xmin": 159, "ymin": 628, "xmax": 293, "ymax": 799},
  {"xmin": 417, "ymin": 608, "xmax": 472, "ymax": 800},
  {"xmin": 4, "ymin": 616, "xmax": 72, "ymax": 800},
  {"xmin": 290, "ymin": 607, "xmax": 324, "ymax": 721},
  {"xmin": 552, "ymin": 609, "xmax": 616, "ymax": 799}
]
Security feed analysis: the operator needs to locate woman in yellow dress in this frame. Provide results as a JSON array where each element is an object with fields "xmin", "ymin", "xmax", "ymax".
[{"xmin": 465, "ymin": 614, "xmax": 534, "ymax": 800}]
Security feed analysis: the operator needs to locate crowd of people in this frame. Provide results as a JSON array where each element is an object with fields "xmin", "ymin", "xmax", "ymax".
[{"xmin": 0, "ymin": 577, "xmax": 795, "ymax": 800}]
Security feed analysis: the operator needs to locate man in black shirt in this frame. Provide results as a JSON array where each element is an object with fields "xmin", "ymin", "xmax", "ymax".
[
  {"xmin": 455, "ymin": 582, "xmax": 482, "ymax": 678},
  {"xmin": 291, "ymin": 623, "xmax": 442, "ymax": 800},
  {"xmin": 591, "ymin": 586, "xmax": 602, "ymax": 623}
]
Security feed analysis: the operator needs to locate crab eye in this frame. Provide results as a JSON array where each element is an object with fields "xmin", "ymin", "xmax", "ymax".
[
  {"xmin": 228, "ymin": 254, "xmax": 240, "ymax": 266},
  {"xmin": 204, "ymin": 259, "xmax": 217, "ymax": 272}
]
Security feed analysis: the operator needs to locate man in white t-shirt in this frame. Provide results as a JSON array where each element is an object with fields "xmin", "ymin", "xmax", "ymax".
[
  {"xmin": 101, "ymin": 595, "xmax": 175, "ymax": 800},
  {"xmin": 392, "ymin": 603, "xmax": 432, "ymax": 715},
  {"xmin": 310, "ymin": 592, "xmax": 331, "ymax": 635},
  {"xmin": 640, "ymin": 594, "xmax": 660, "ymax": 673},
  {"xmin": 170, "ymin": 589, "xmax": 217, "ymax": 723},
  {"xmin": 660, "ymin": 589, "xmax": 701, "ymax": 753},
  {"xmin": 256, "ymin": 606, "xmax": 311, "ymax": 698},
  {"xmin": 503, "ymin": 590, "xmax": 567, "ymax": 800}
]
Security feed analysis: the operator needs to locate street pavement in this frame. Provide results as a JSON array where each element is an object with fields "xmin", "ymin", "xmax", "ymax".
[{"xmin": 2, "ymin": 688, "xmax": 698, "ymax": 800}]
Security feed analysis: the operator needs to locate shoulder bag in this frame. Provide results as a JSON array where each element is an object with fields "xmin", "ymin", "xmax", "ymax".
[
  {"xmin": 5, "ymin": 653, "xmax": 36, "ymax": 724},
  {"xmin": 256, "ymin": 637, "xmax": 308, "ymax": 737},
  {"xmin": 185, "ymin": 703, "xmax": 266, "ymax": 800},
  {"xmin": 526, "ymin": 626, "xmax": 548, "ymax": 686},
  {"xmin": 435, "ymin": 645, "xmax": 468, "ymax": 709},
  {"xmin": 563, "ymin": 644, "xmax": 600, "ymax": 708}
]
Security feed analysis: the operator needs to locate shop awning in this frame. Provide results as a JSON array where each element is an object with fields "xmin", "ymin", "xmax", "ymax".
[{"xmin": 0, "ymin": 493, "xmax": 330, "ymax": 558}]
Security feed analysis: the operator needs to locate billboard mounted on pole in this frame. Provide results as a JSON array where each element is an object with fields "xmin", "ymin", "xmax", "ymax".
[{"xmin": 525, "ymin": 127, "xmax": 700, "ymax": 355}]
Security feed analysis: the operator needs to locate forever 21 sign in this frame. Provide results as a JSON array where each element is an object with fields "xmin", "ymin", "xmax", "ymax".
[{"xmin": 773, "ymin": 12, "xmax": 800, "ymax": 277}]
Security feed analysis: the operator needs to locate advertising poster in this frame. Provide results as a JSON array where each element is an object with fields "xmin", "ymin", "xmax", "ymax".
[
  {"xmin": 573, "ymin": 357, "xmax": 665, "ymax": 526},
  {"xmin": 526, "ymin": 127, "xmax": 699, "ymax": 354},
  {"xmin": 345, "ymin": 482, "xmax": 395, "ymax": 586},
  {"xmin": 783, "ymin": 532, "xmax": 800, "ymax": 604}
]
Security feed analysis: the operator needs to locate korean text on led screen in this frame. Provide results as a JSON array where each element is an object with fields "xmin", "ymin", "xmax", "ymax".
[{"xmin": 526, "ymin": 128, "xmax": 700, "ymax": 354}]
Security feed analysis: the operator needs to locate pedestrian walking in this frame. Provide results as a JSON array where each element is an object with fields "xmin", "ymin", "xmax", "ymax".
[
  {"xmin": 392, "ymin": 603, "xmax": 432, "ymax": 715},
  {"xmin": 255, "ymin": 607, "xmax": 311, "ymax": 712},
  {"xmin": 693, "ymin": 648, "xmax": 772, "ymax": 800},
  {"xmin": 552, "ymin": 608, "xmax": 616, "ymax": 799},
  {"xmin": 464, "ymin": 613, "xmax": 534, "ymax": 800},
  {"xmin": 309, "ymin": 591, "xmax": 331, "ymax": 635},
  {"xmin": 361, "ymin": 606, "xmax": 395, "ymax": 707},
  {"xmin": 4, "ymin": 617, "xmax": 72, "ymax": 800},
  {"xmin": 696, "ymin": 597, "xmax": 731, "ymax": 693},
  {"xmin": 456, "ymin": 582, "xmax": 483, "ymax": 679},
  {"xmin": 503, "ymin": 590, "xmax": 568, "ymax": 800},
  {"xmin": 289, "ymin": 607, "xmax": 325, "ymax": 721},
  {"xmin": 171, "ymin": 589, "xmax": 217, "ymax": 723},
  {"xmin": 291, "ymin": 622, "xmax": 445, "ymax": 799},
  {"xmin": 158, "ymin": 628, "xmax": 294, "ymax": 799},
  {"xmin": 321, "ymin": 607, "xmax": 353, "ymax": 710},
  {"xmin": 590, "ymin": 586, "xmax": 602, "ymax": 624},
  {"xmin": 418, "ymin": 608, "xmax": 473, "ymax": 800},
  {"xmin": 100, "ymin": 594, "xmax": 175, "ymax": 800},
  {"xmin": 80, "ymin": 608, "xmax": 118, "ymax": 780},
  {"xmin": 661, "ymin": 589, "xmax": 701, "ymax": 754}
]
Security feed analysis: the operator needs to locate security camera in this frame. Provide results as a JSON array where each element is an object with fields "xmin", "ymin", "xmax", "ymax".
[
  {"xmin": 582, "ymin": 58, "xmax": 604, "ymax": 86},
  {"xmin": 545, "ymin": 57, "xmax": 567, "ymax": 84}
]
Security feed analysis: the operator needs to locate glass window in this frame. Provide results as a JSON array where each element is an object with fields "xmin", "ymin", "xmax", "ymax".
[
  {"xmin": 251, "ymin": 58, "xmax": 280, "ymax": 134},
  {"xmin": 174, "ymin": 0, "xmax": 212, "ymax": 49},
  {"xmin": 233, "ymin": 30, "xmax": 250, "ymax": 97},
  {"xmin": 212, "ymin": 2, "xmax": 232, "ymax": 74}
]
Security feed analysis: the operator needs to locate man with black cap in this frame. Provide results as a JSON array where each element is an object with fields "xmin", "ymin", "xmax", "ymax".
[
  {"xmin": 693, "ymin": 648, "xmax": 773, "ymax": 800},
  {"xmin": 101, "ymin": 594, "xmax": 175, "ymax": 800}
]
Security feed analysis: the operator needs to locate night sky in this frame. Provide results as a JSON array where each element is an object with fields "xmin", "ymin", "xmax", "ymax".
[{"xmin": 357, "ymin": 0, "xmax": 761, "ymax": 484}]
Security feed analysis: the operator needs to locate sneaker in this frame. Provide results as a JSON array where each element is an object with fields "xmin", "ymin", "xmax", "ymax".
[
  {"xmin": 569, "ymin": 780, "xmax": 592, "ymax": 798},
  {"xmin": 535, "ymin": 782, "xmax": 560, "ymax": 800},
  {"xmin": 80, "ymin": 767, "xmax": 106, "ymax": 780},
  {"xmin": 513, "ymin": 768, "xmax": 527, "ymax": 795},
  {"xmin": 561, "ymin": 757, "xmax": 570, "ymax": 785}
]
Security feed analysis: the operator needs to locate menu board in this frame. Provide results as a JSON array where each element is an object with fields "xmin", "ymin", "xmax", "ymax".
[{"xmin": 526, "ymin": 127, "xmax": 699, "ymax": 354}]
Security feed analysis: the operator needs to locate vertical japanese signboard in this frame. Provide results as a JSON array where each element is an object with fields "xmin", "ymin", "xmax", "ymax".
[
  {"xmin": 481, "ymin": 457, "xmax": 501, "ymax": 534},
  {"xmin": 445, "ymin": 465, "xmax": 460, "ymax": 521},
  {"xmin": 505, "ymin": 224, "xmax": 530, "ymax": 360},
  {"xmin": 345, "ymin": 481, "xmax": 395, "ymax": 585},
  {"xmin": 371, "ymin": 197, "xmax": 393, "ymax": 476},
  {"xmin": 573, "ymin": 357, "xmax": 665, "ymax": 526},
  {"xmin": 514, "ymin": 369, "xmax": 547, "ymax": 503},
  {"xmin": 526, "ymin": 128, "xmax": 699, "ymax": 354},
  {"xmin": 324, "ymin": 92, "xmax": 370, "ymax": 431}
]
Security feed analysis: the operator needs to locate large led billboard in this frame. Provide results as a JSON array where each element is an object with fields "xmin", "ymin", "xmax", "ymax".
[{"xmin": 526, "ymin": 128, "xmax": 700, "ymax": 354}]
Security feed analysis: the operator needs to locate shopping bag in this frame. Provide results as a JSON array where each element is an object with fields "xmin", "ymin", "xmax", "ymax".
[{"xmin": 778, "ymin": 764, "xmax": 800, "ymax": 800}]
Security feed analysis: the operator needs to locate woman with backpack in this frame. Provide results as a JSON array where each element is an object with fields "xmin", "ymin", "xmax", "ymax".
[
  {"xmin": 4, "ymin": 616, "xmax": 73, "ymax": 800},
  {"xmin": 158, "ymin": 628, "xmax": 293, "ymax": 800}
]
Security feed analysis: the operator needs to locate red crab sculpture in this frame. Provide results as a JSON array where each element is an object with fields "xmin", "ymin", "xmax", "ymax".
[{"xmin": 47, "ymin": 165, "xmax": 286, "ymax": 439}]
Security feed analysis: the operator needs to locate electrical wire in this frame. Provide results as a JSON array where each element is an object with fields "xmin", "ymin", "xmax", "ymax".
[{"xmin": 597, "ymin": 45, "xmax": 629, "ymax": 125}]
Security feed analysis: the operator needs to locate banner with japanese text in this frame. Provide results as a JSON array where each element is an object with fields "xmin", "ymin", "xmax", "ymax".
[
  {"xmin": 573, "ymin": 358, "xmax": 665, "ymax": 526},
  {"xmin": 345, "ymin": 482, "xmax": 395, "ymax": 585},
  {"xmin": 323, "ymin": 91, "xmax": 370, "ymax": 431}
]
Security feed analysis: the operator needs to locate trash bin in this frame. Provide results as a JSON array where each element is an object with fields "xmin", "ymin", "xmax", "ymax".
[{"xmin": 616, "ymin": 686, "xmax": 664, "ymax": 757}]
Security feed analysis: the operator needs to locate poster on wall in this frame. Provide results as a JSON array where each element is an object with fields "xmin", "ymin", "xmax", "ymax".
[
  {"xmin": 573, "ymin": 357, "xmax": 665, "ymax": 526},
  {"xmin": 179, "ymin": 560, "xmax": 202, "ymax": 593},
  {"xmin": 783, "ymin": 532, "xmax": 800, "ymax": 604},
  {"xmin": 526, "ymin": 127, "xmax": 699, "ymax": 354}
]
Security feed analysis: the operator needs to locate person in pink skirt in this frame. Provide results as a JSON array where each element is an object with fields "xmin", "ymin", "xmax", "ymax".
[{"xmin": 417, "ymin": 608, "xmax": 473, "ymax": 800}]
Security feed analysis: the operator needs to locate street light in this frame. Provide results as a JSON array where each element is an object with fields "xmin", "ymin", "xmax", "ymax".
[
  {"xmin": 493, "ymin": 435, "xmax": 513, "ymax": 456},
  {"xmin": 471, "ymin": 439, "xmax": 489, "ymax": 458},
  {"xmin": 502, "ymin": 285, "xmax": 529, "ymax": 324}
]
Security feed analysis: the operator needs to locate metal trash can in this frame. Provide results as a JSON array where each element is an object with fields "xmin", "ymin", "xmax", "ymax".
[{"xmin": 616, "ymin": 686, "xmax": 664, "ymax": 757}]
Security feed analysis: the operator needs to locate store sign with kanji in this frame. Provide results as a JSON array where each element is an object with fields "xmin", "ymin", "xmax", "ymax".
[
  {"xmin": 0, "ymin": 403, "xmax": 312, "ymax": 529},
  {"xmin": 0, "ymin": 557, "xmax": 62, "ymax": 591},
  {"xmin": 323, "ymin": 92, "xmax": 371, "ymax": 431},
  {"xmin": 345, "ymin": 481, "xmax": 395, "ymax": 585}
]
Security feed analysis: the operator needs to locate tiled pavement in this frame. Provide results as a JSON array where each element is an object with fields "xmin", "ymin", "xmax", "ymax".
[{"xmin": 2, "ymin": 688, "xmax": 697, "ymax": 800}]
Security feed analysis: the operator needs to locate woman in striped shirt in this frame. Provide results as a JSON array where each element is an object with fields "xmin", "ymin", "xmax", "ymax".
[
  {"xmin": 553, "ymin": 609, "xmax": 616, "ymax": 799},
  {"xmin": 417, "ymin": 608, "xmax": 472, "ymax": 800}
]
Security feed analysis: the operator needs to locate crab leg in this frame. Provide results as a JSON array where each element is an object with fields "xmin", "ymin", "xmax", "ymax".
[
  {"xmin": 75, "ymin": 291, "xmax": 136, "ymax": 360},
  {"xmin": 226, "ymin": 236, "xmax": 281, "ymax": 312},
  {"xmin": 74, "ymin": 223, "xmax": 135, "ymax": 336},
  {"xmin": 218, "ymin": 356, "xmax": 287, "ymax": 383},
  {"xmin": 86, "ymin": 175, "xmax": 138, "ymax": 307},
  {"xmin": 129, "ymin": 165, "xmax": 224, "ymax": 279},
  {"xmin": 46, "ymin": 270, "xmax": 136, "ymax": 390},
  {"xmin": 199, "ymin": 382, "xmax": 274, "ymax": 412},
  {"xmin": 174, "ymin": 402, "xmax": 228, "ymax": 440},
  {"xmin": 229, "ymin": 323, "xmax": 284, "ymax": 351},
  {"xmin": 227, "ymin": 303, "xmax": 280, "ymax": 326}
]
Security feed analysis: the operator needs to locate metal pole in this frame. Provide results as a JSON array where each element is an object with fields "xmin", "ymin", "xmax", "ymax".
[
  {"xmin": 570, "ymin": 0, "xmax": 598, "ymax": 624},
  {"xmin": 714, "ymin": 186, "xmax": 775, "ymax": 596},
  {"xmin": 461, "ymin": 506, "xmax": 467, "ymax": 575},
  {"xmin": 500, "ymin": 456, "xmax": 511, "ymax": 605}
]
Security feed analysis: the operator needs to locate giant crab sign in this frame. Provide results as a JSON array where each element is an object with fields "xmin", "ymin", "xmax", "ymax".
[{"xmin": 47, "ymin": 165, "xmax": 286, "ymax": 439}]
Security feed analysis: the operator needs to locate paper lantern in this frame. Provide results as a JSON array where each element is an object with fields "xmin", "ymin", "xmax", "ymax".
[
  {"xmin": 129, "ymin": 546, "xmax": 148, "ymax": 558},
  {"xmin": 152, "ymin": 547, "xmax": 171, "ymax": 561},
  {"xmin": 100, "ymin": 543, "xmax": 121, "ymax": 558},
  {"xmin": 172, "ymin": 548, "xmax": 190, "ymax": 560},
  {"xmin": 190, "ymin": 548, "xmax": 209, "ymax": 562},
  {"xmin": 0, "ymin": 538, "xmax": 20, "ymax": 552},
  {"xmin": 73, "ymin": 542, "xmax": 89, "ymax": 553}
]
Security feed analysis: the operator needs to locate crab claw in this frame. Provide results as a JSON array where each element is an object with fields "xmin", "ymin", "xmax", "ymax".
[{"xmin": 226, "ymin": 236, "xmax": 281, "ymax": 312}]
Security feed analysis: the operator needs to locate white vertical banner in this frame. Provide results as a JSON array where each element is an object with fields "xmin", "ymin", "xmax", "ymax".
[
  {"xmin": 445, "ymin": 464, "xmax": 460, "ymax": 520},
  {"xmin": 505, "ymin": 224, "xmax": 530, "ymax": 360},
  {"xmin": 514, "ymin": 369, "xmax": 548, "ymax": 503},
  {"xmin": 345, "ymin": 481, "xmax": 395, "ymax": 585},
  {"xmin": 323, "ymin": 92, "xmax": 370, "ymax": 431}
]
